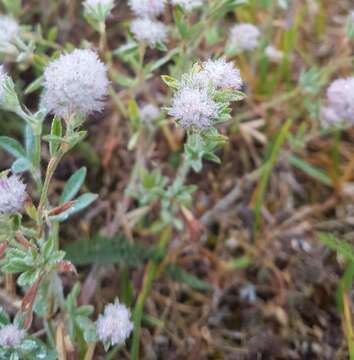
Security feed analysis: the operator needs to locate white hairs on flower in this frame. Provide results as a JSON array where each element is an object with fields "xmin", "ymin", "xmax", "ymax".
[
  {"xmin": 229, "ymin": 23, "xmax": 260, "ymax": 52},
  {"xmin": 131, "ymin": 18, "xmax": 168, "ymax": 47},
  {"xmin": 128, "ymin": 0, "xmax": 165, "ymax": 18},
  {"xmin": 96, "ymin": 300, "xmax": 133, "ymax": 347},
  {"xmin": 0, "ymin": 16, "xmax": 19, "ymax": 45},
  {"xmin": 40, "ymin": 49, "xmax": 109, "ymax": 118},
  {"xmin": 0, "ymin": 175, "xmax": 27, "ymax": 215},
  {"xmin": 169, "ymin": 87, "xmax": 219, "ymax": 129},
  {"xmin": 0, "ymin": 324, "xmax": 26, "ymax": 349}
]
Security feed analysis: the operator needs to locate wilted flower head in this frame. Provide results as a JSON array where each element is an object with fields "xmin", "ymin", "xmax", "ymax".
[
  {"xmin": 265, "ymin": 45, "xmax": 283, "ymax": 62},
  {"xmin": 169, "ymin": 87, "xmax": 219, "ymax": 129},
  {"xmin": 83, "ymin": 0, "xmax": 115, "ymax": 21},
  {"xmin": 171, "ymin": 0, "xmax": 203, "ymax": 11},
  {"xmin": 96, "ymin": 300, "xmax": 133, "ymax": 348},
  {"xmin": 128, "ymin": 0, "xmax": 165, "ymax": 18},
  {"xmin": 140, "ymin": 103, "xmax": 160, "ymax": 122},
  {"xmin": 0, "ymin": 324, "xmax": 26, "ymax": 348},
  {"xmin": 131, "ymin": 18, "xmax": 168, "ymax": 47},
  {"xmin": 0, "ymin": 174, "xmax": 27, "ymax": 215},
  {"xmin": 40, "ymin": 49, "xmax": 109, "ymax": 118},
  {"xmin": 0, "ymin": 16, "xmax": 19, "ymax": 46},
  {"xmin": 229, "ymin": 23, "xmax": 260, "ymax": 52},
  {"xmin": 202, "ymin": 59, "xmax": 242, "ymax": 90},
  {"xmin": 322, "ymin": 77, "xmax": 354, "ymax": 125}
]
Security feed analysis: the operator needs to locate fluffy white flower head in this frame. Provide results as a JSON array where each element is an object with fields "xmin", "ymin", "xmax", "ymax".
[
  {"xmin": 229, "ymin": 23, "xmax": 260, "ymax": 52},
  {"xmin": 0, "ymin": 324, "xmax": 26, "ymax": 348},
  {"xmin": 128, "ymin": 0, "xmax": 165, "ymax": 18},
  {"xmin": 325, "ymin": 77, "xmax": 354, "ymax": 124},
  {"xmin": 140, "ymin": 103, "xmax": 160, "ymax": 122},
  {"xmin": 169, "ymin": 88, "xmax": 219, "ymax": 129},
  {"xmin": 202, "ymin": 59, "xmax": 242, "ymax": 90},
  {"xmin": 0, "ymin": 175, "xmax": 27, "ymax": 215},
  {"xmin": 41, "ymin": 49, "xmax": 109, "ymax": 118},
  {"xmin": 0, "ymin": 16, "xmax": 19, "ymax": 45},
  {"xmin": 265, "ymin": 45, "xmax": 283, "ymax": 62},
  {"xmin": 171, "ymin": 0, "xmax": 203, "ymax": 11},
  {"xmin": 96, "ymin": 300, "xmax": 133, "ymax": 347},
  {"xmin": 131, "ymin": 18, "xmax": 168, "ymax": 47},
  {"xmin": 83, "ymin": 0, "xmax": 115, "ymax": 20}
]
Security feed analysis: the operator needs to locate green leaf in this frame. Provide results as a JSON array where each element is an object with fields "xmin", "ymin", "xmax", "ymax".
[
  {"xmin": 65, "ymin": 235, "xmax": 156, "ymax": 266},
  {"xmin": 24, "ymin": 76, "xmax": 44, "ymax": 95},
  {"xmin": 128, "ymin": 99, "xmax": 141, "ymax": 132},
  {"xmin": 11, "ymin": 157, "xmax": 31, "ymax": 174},
  {"xmin": 288, "ymin": 154, "xmax": 332, "ymax": 186},
  {"xmin": 318, "ymin": 233, "xmax": 354, "ymax": 261},
  {"xmin": 49, "ymin": 116, "xmax": 62, "ymax": 156},
  {"xmin": 0, "ymin": 136, "xmax": 26, "ymax": 158},
  {"xmin": 49, "ymin": 193, "xmax": 98, "ymax": 222},
  {"xmin": 166, "ymin": 264, "xmax": 212, "ymax": 291},
  {"xmin": 60, "ymin": 167, "xmax": 87, "ymax": 203}
]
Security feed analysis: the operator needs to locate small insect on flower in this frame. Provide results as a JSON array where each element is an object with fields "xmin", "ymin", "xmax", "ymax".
[
  {"xmin": 96, "ymin": 299, "xmax": 133, "ymax": 349},
  {"xmin": 323, "ymin": 77, "xmax": 354, "ymax": 125},
  {"xmin": 0, "ymin": 324, "xmax": 26, "ymax": 349},
  {"xmin": 169, "ymin": 87, "xmax": 219, "ymax": 129},
  {"xmin": 0, "ymin": 174, "xmax": 27, "ymax": 215},
  {"xmin": 202, "ymin": 59, "xmax": 243, "ymax": 90},
  {"xmin": 128, "ymin": 0, "xmax": 165, "ymax": 18},
  {"xmin": 229, "ymin": 23, "xmax": 260, "ymax": 52},
  {"xmin": 40, "ymin": 49, "xmax": 109, "ymax": 118},
  {"xmin": 131, "ymin": 18, "xmax": 168, "ymax": 47},
  {"xmin": 171, "ymin": 0, "xmax": 203, "ymax": 11},
  {"xmin": 0, "ymin": 16, "xmax": 19, "ymax": 46},
  {"xmin": 140, "ymin": 103, "xmax": 161, "ymax": 122}
]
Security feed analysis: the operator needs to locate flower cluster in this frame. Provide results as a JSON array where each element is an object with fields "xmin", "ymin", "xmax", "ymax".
[
  {"xmin": 96, "ymin": 300, "xmax": 133, "ymax": 348},
  {"xmin": 40, "ymin": 49, "xmax": 109, "ymax": 118},
  {"xmin": 321, "ymin": 77, "xmax": 354, "ymax": 127},
  {"xmin": 129, "ymin": 0, "xmax": 168, "ymax": 48},
  {"xmin": 265, "ymin": 45, "xmax": 283, "ymax": 62},
  {"xmin": 229, "ymin": 23, "xmax": 260, "ymax": 53},
  {"xmin": 0, "ymin": 16, "xmax": 19, "ymax": 48},
  {"xmin": 168, "ymin": 59, "xmax": 243, "ymax": 130},
  {"xmin": 0, "ymin": 324, "xmax": 26, "ymax": 349},
  {"xmin": 171, "ymin": 0, "xmax": 204, "ymax": 11},
  {"xmin": 0, "ymin": 174, "xmax": 27, "ymax": 215},
  {"xmin": 131, "ymin": 18, "xmax": 168, "ymax": 47},
  {"xmin": 140, "ymin": 103, "xmax": 161, "ymax": 122}
]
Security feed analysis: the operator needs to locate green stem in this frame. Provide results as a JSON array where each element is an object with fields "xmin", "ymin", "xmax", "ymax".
[
  {"xmin": 37, "ymin": 153, "xmax": 63, "ymax": 218},
  {"xmin": 130, "ymin": 227, "xmax": 172, "ymax": 360}
]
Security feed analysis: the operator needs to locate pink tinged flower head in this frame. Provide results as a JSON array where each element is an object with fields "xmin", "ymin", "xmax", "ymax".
[
  {"xmin": 0, "ymin": 16, "xmax": 19, "ymax": 45},
  {"xmin": 131, "ymin": 18, "xmax": 168, "ymax": 47},
  {"xmin": 0, "ymin": 175, "xmax": 27, "ymax": 215},
  {"xmin": 128, "ymin": 0, "xmax": 165, "ymax": 18},
  {"xmin": 171, "ymin": 0, "xmax": 203, "ymax": 11},
  {"xmin": 40, "ymin": 49, "xmax": 109, "ymax": 118},
  {"xmin": 0, "ymin": 324, "xmax": 26, "ymax": 348},
  {"xmin": 96, "ymin": 300, "xmax": 133, "ymax": 347},
  {"xmin": 229, "ymin": 23, "xmax": 260, "ymax": 52},
  {"xmin": 202, "ymin": 59, "xmax": 242, "ymax": 90},
  {"xmin": 140, "ymin": 103, "xmax": 160, "ymax": 122},
  {"xmin": 325, "ymin": 77, "xmax": 354, "ymax": 123},
  {"xmin": 169, "ymin": 87, "xmax": 219, "ymax": 129}
]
